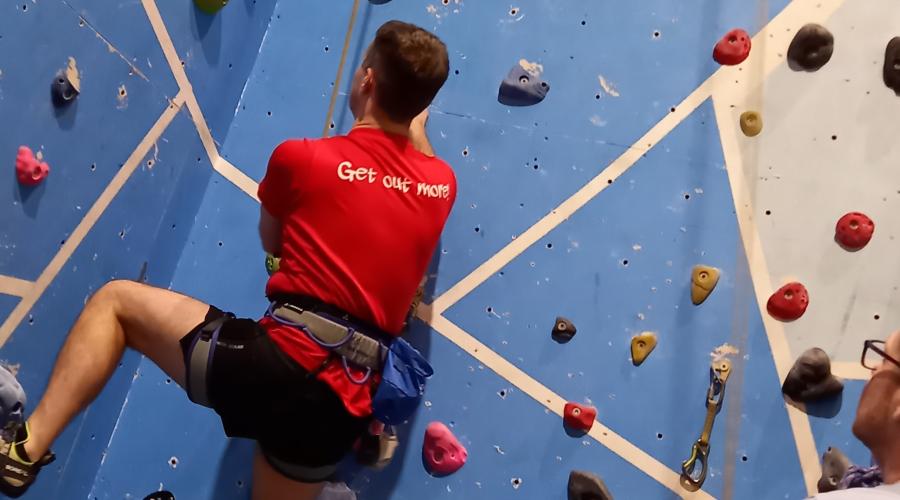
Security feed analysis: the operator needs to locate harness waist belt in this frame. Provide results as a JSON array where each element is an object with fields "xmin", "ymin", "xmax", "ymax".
[{"xmin": 272, "ymin": 304, "xmax": 386, "ymax": 372}]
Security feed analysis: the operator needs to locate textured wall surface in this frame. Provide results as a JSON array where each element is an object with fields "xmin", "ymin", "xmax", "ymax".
[{"xmin": 1, "ymin": 0, "xmax": 892, "ymax": 499}]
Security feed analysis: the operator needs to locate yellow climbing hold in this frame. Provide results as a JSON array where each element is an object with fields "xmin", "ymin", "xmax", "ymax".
[
  {"xmin": 739, "ymin": 111, "xmax": 762, "ymax": 137},
  {"xmin": 691, "ymin": 265, "xmax": 720, "ymax": 305},
  {"xmin": 194, "ymin": 0, "xmax": 228, "ymax": 14},
  {"xmin": 630, "ymin": 332, "xmax": 657, "ymax": 366}
]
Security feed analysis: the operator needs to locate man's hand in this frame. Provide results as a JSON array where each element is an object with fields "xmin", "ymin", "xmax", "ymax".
[{"xmin": 409, "ymin": 107, "xmax": 435, "ymax": 157}]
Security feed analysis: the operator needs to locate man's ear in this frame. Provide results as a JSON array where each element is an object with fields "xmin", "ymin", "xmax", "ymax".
[{"xmin": 362, "ymin": 68, "xmax": 375, "ymax": 94}]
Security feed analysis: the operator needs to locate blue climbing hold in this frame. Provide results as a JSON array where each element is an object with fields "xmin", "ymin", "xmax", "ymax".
[
  {"xmin": 498, "ymin": 60, "xmax": 550, "ymax": 107},
  {"xmin": 0, "ymin": 365, "xmax": 25, "ymax": 432}
]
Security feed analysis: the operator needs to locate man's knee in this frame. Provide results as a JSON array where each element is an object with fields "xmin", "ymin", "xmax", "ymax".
[{"xmin": 90, "ymin": 280, "xmax": 142, "ymax": 311}]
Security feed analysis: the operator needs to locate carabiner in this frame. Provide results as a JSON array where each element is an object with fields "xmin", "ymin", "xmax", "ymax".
[
  {"xmin": 681, "ymin": 440, "xmax": 709, "ymax": 488},
  {"xmin": 681, "ymin": 358, "xmax": 732, "ymax": 490}
]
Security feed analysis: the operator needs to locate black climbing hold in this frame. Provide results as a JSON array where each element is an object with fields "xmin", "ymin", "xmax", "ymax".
[
  {"xmin": 50, "ymin": 70, "xmax": 79, "ymax": 108},
  {"xmin": 818, "ymin": 446, "xmax": 851, "ymax": 493},
  {"xmin": 552, "ymin": 316, "xmax": 576, "ymax": 343},
  {"xmin": 143, "ymin": 491, "xmax": 174, "ymax": 500},
  {"xmin": 568, "ymin": 470, "xmax": 613, "ymax": 500},
  {"xmin": 782, "ymin": 347, "xmax": 844, "ymax": 403},
  {"xmin": 883, "ymin": 37, "xmax": 900, "ymax": 95},
  {"xmin": 369, "ymin": 0, "xmax": 391, "ymax": 3},
  {"xmin": 787, "ymin": 24, "xmax": 834, "ymax": 72},
  {"xmin": 498, "ymin": 63, "xmax": 549, "ymax": 107}
]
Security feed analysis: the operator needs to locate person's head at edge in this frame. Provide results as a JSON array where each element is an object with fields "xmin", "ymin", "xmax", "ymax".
[
  {"xmin": 853, "ymin": 331, "xmax": 900, "ymax": 483},
  {"xmin": 349, "ymin": 20, "xmax": 449, "ymax": 131}
]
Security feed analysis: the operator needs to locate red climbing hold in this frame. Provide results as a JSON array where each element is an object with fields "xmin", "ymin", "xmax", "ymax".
[
  {"xmin": 835, "ymin": 212, "xmax": 875, "ymax": 251},
  {"xmin": 15, "ymin": 146, "xmax": 49, "ymax": 186},
  {"xmin": 713, "ymin": 29, "xmax": 751, "ymax": 66},
  {"xmin": 563, "ymin": 402, "xmax": 596, "ymax": 432},
  {"xmin": 422, "ymin": 422, "xmax": 467, "ymax": 476},
  {"xmin": 767, "ymin": 282, "xmax": 809, "ymax": 321}
]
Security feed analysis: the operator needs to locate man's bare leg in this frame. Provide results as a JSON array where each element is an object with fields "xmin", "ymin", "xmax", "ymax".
[
  {"xmin": 22, "ymin": 280, "xmax": 210, "ymax": 461},
  {"xmin": 252, "ymin": 448, "xmax": 325, "ymax": 500}
]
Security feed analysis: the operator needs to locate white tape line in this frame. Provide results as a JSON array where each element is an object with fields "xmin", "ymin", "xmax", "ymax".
[
  {"xmin": 418, "ymin": 306, "xmax": 715, "ymax": 500},
  {"xmin": 0, "ymin": 275, "xmax": 34, "ymax": 298},
  {"xmin": 431, "ymin": 0, "xmax": 847, "ymax": 319},
  {"xmin": 430, "ymin": 76, "xmax": 714, "ymax": 314},
  {"xmin": 710, "ymin": 0, "xmax": 848, "ymax": 494},
  {"xmin": 213, "ymin": 156, "xmax": 260, "ymax": 202},
  {"xmin": 0, "ymin": 94, "xmax": 186, "ymax": 346},
  {"xmin": 713, "ymin": 92, "xmax": 821, "ymax": 497},
  {"xmin": 143, "ymin": 0, "xmax": 262, "ymax": 202}
]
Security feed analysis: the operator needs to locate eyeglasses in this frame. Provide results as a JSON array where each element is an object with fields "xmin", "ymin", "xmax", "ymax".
[{"xmin": 861, "ymin": 340, "xmax": 900, "ymax": 371}]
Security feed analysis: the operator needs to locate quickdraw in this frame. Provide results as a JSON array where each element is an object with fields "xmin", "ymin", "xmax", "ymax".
[{"xmin": 681, "ymin": 358, "xmax": 732, "ymax": 490}]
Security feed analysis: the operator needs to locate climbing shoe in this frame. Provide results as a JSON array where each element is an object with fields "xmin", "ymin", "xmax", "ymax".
[{"xmin": 0, "ymin": 423, "xmax": 55, "ymax": 498}]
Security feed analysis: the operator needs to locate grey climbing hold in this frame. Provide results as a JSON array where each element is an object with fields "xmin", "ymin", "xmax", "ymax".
[
  {"xmin": 0, "ymin": 365, "xmax": 25, "ymax": 433},
  {"xmin": 782, "ymin": 347, "xmax": 844, "ymax": 403},
  {"xmin": 498, "ymin": 61, "xmax": 549, "ymax": 106},
  {"xmin": 818, "ymin": 446, "xmax": 851, "ymax": 493},
  {"xmin": 552, "ymin": 316, "xmax": 576, "ymax": 343},
  {"xmin": 787, "ymin": 24, "xmax": 834, "ymax": 72},
  {"xmin": 568, "ymin": 470, "xmax": 613, "ymax": 500},
  {"xmin": 883, "ymin": 37, "xmax": 900, "ymax": 95}
]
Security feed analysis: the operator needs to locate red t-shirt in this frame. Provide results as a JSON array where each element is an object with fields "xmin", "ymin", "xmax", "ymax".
[{"xmin": 257, "ymin": 127, "xmax": 456, "ymax": 417}]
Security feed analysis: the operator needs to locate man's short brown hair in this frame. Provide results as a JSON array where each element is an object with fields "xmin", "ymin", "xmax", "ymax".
[{"xmin": 363, "ymin": 21, "xmax": 449, "ymax": 122}]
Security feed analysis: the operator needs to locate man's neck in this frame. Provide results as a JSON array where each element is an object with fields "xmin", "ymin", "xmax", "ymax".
[{"xmin": 352, "ymin": 110, "xmax": 410, "ymax": 137}]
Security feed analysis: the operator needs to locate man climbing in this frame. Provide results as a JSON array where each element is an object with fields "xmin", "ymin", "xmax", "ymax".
[
  {"xmin": 0, "ymin": 20, "xmax": 454, "ymax": 500},
  {"xmin": 813, "ymin": 332, "xmax": 900, "ymax": 498}
]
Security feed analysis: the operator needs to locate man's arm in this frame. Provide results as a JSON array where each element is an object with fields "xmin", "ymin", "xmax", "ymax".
[
  {"xmin": 259, "ymin": 205, "xmax": 282, "ymax": 255},
  {"xmin": 409, "ymin": 108, "xmax": 435, "ymax": 157}
]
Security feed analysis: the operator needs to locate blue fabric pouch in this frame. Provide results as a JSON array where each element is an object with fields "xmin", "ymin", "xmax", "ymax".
[{"xmin": 371, "ymin": 338, "xmax": 433, "ymax": 424}]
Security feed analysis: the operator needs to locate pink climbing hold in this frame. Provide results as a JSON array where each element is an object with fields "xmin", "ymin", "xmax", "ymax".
[
  {"xmin": 713, "ymin": 29, "xmax": 751, "ymax": 66},
  {"xmin": 767, "ymin": 282, "xmax": 809, "ymax": 322},
  {"xmin": 422, "ymin": 422, "xmax": 467, "ymax": 476},
  {"xmin": 15, "ymin": 146, "xmax": 49, "ymax": 186},
  {"xmin": 835, "ymin": 212, "xmax": 875, "ymax": 251}
]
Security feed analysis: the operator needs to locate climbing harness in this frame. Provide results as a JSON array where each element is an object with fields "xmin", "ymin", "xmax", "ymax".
[
  {"xmin": 681, "ymin": 358, "xmax": 732, "ymax": 490},
  {"xmin": 185, "ymin": 313, "xmax": 232, "ymax": 408},
  {"xmin": 267, "ymin": 302, "xmax": 386, "ymax": 382},
  {"xmin": 186, "ymin": 300, "xmax": 433, "ymax": 424},
  {"xmin": 268, "ymin": 300, "xmax": 433, "ymax": 424}
]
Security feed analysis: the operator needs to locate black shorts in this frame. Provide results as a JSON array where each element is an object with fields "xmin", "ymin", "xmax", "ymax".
[{"xmin": 179, "ymin": 306, "xmax": 369, "ymax": 482}]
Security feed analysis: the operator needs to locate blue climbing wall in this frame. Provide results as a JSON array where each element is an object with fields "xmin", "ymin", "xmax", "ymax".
[
  {"xmin": 1, "ymin": 0, "xmax": 891, "ymax": 498},
  {"xmin": 0, "ymin": 0, "xmax": 275, "ymax": 498}
]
